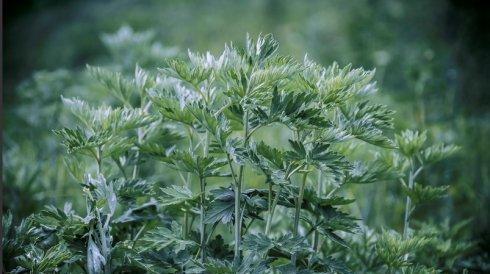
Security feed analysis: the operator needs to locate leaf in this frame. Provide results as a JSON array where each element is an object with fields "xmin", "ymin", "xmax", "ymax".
[
  {"xmin": 245, "ymin": 33, "xmax": 279, "ymax": 64},
  {"xmin": 286, "ymin": 140, "xmax": 350, "ymax": 175},
  {"xmin": 250, "ymin": 87, "xmax": 320, "ymax": 129},
  {"xmin": 301, "ymin": 60, "xmax": 376, "ymax": 106},
  {"xmin": 204, "ymin": 200, "xmax": 234, "ymax": 224},
  {"xmin": 188, "ymin": 105, "xmax": 232, "ymax": 149},
  {"xmin": 113, "ymin": 200, "xmax": 158, "ymax": 224},
  {"xmin": 344, "ymin": 160, "xmax": 394, "ymax": 184},
  {"xmin": 140, "ymin": 222, "xmax": 197, "ymax": 253},
  {"xmin": 143, "ymin": 148, "xmax": 228, "ymax": 178},
  {"xmin": 422, "ymin": 143, "xmax": 459, "ymax": 164},
  {"xmin": 395, "ymin": 130, "xmax": 427, "ymax": 156},
  {"xmin": 161, "ymin": 58, "xmax": 212, "ymax": 86},
  {"xmin": 87, "ymin": 65, "xmax": 135, "ymax": 105},
  {"xmin": 340, "ymin": 101, "xmax": 395, "ymax": 148},
  {"xmin": 148, "ymin": 88, "xmax": 196, "ymax": 126},
  {"xmin": 159, "ymin": 185, "xmax": 198, "ymax": 206},
  {"xmin": 61, "ymin": 97, "xmax": 156, "ymax": 133},
  {"xmin": 54, "ymin": 127, "xmax": 108, "ymax": 156},
  {"xmin": 375, "ymin": 230, "xmax": 430, "ymax": 268},
  {"xmin": 401, "ymin": 184, "xmax": 450, "ymax": 204},
  {"xmin": 242, "ymin": 232, "xmax": 309, "ymax": 257}
]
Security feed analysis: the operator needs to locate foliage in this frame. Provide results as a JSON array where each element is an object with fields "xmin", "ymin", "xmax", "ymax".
[{"xmin": 2, "ymin": 28, "xmax": 484, "ymax": 274}]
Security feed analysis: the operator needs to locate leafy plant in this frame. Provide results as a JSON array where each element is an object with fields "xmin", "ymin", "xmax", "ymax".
[{"xmin": 2, "ymin": 31, "xmax": 475, "ymax": 274}]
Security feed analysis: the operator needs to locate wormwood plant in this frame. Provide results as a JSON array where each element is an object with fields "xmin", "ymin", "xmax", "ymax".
[{"xmin": 3, "ymin": 33, "xmax": 468, "ymax": 274}]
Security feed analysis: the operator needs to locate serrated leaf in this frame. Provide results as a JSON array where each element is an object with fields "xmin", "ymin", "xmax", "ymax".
[{"xmin": 159, "ymin": 185, "xmax": 198, "ymax": 206}]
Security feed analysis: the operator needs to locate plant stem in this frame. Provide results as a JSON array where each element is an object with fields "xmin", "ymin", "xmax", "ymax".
[
  {"xmin": 266, "ymin": 180, "xmax": 273, "ymax": 233},
  {"xmin": 199, "ymin": 175, "xmax": 206, "ymax": 263},
  {"xmin": 294, "ymin": 170, "xmax": 308, "ymax": 236},
  {"xmin": 403, "ymin": 158, "xmax": 416, "ymax": 240},
  {"xmin": 312, "ymin": 170, "xmax": 322, "ymax": 251},
  {"xmin": 113, "ymin": 157, "xmax": 127, "ymax": 179},
  {"xmin": 96, "ymin": 146, "xmax": 102, "ymax": 175},
  {"xmin": 234, "ymin": 109, "xmax": 250, "ymax": 265},
  {"xmin": 265, "ymin": 185, "xmax": 281, "ymax": 236},
  {"xmin": 183, "ymin": 127, "xmax": 194, "ymax": 239},
  {"xmin": 292, "ymin": 168, "xmax": 308, "ymax": 265},
  {"xmin": 132, "ymin": 96, "xmax": 146, "ymax": 179}
]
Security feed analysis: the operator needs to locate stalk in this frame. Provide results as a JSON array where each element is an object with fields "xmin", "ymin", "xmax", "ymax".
[
  {"xmin": 292, "ymin": 168, "xmax": 308, "ymax": 264},
  {"xmin": 266, "ymin": 180, "xmax": 273, "ymax": 233},
  {"xmin": 234, "ymin": 109, "xmax": 250, "ymax": 265},
  {"xmin": 96, "ymin": 146, "xmax": 103, "ymax": 175},
  {"xmin": 94, "ymin": 146, "xmax": 112, "ymax": 274},
  {"xmin": 265, "ymin": 185, "xmax": 281, "ymax": 236},
  {"xmin": 402, "ymin": 158, "xmax": 415, "ymax": 239},
  {"xmin": 199, "ymin": 175, "xmax": 206, "ymax": 263},
  {"xmin": 312, "ymin": 170, "xmax": 322, "ymax": 250},
  {"xmin": 132, "ymin": 94, "xmax": 146, "ymax": 179},
  {"xmin": 184, "ymin": 128, "xmax": 194, "ymax": 239},
  {"xmin": 199, "ymin": 131, "xmax": 210, "ymax": 263}
]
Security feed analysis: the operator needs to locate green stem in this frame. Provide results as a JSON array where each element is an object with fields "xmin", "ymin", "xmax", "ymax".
[
  {"xmin": 234, "ymin": 109, "xmax": 250, "ymax": 265},
  {"xmin": 265, "ymin": 185, "xmax": 281, "ymax": 236},
  {"xmin": 294, "ymin": 170, "xmax": 308, "ymax": 236},
  {"xmin": 132, "ymin": 96, "xmax": 146, "ymax": 179},
  {"xmin": 292, "ymin": 168, "xmax": 308, "ymax": 265},
  {"xmin": 113, "ymin": 157, "xmax": 127, "ymax": 179},
  {"xmin": 199, "ymin": 175, "xmax": 206, "ymax": 263},
  {"xmin": 266, "ymin": 180, "xmax": 273, "ymax": 234},
  {"xmin": 96, "ymin": 146, "xmax": 103, "ymax": 175},
  {"xmin": 312, "ymin": 170, "xmax": 322, "ymax": 251},
  {"xmin": 403, "ymin": 159, "xmax": 416, "ymax": 240}
]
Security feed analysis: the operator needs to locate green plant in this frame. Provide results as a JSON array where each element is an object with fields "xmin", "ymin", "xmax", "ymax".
[{"xmin": 3, "ymin": 33, "xmax": 475, "ymax": 274}]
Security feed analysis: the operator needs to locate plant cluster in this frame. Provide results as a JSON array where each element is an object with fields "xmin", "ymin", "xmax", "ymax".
[{"xmin": 3, "ymin": 31, "xmax": 476, "ymax": 274}]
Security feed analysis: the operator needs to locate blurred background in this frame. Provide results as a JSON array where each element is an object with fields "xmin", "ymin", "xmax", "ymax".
[{"xmin": 3, "ymin": 0, "xmax": 489, "ymax": 261}]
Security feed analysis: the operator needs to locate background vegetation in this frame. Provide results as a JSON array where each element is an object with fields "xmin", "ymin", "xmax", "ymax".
[{"xmin": 3, "ymin": 0, "xmax": 489, "ymax": 272}]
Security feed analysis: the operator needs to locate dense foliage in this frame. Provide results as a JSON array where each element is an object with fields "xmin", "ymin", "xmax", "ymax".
[{"xmin": 4, "ymin": 30, "xmax": 484, "ymax": 273}]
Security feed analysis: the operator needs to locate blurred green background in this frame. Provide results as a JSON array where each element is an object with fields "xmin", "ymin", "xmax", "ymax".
[{"xmin": 3, "ymin": 0, "xmax": 489, "ymax": 256}]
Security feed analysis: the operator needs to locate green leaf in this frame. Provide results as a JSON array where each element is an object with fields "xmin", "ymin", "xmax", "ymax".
[
  {"xmin": 62, "ymin": 97, "xmax": 156, "ymax": 133},
  {"xmin": 340, "ymin": 101, "xmax": 395, "ymax": 148},
  {"xmin": 143, "ymin": 149, "xmax": 228, "ymax": 178},
  {"xmin": 251, "ymin": 87, "xmax": 320, "ymax": 129},
  {"xmin": 113, "ymin": 201, "xmax": 158, "ymax": 224},
  {"xmin": 376, "ymin": 230, "xmax": 430, "ymax": 268},
  {"xmin": 344, "ymin": 160, "xmax": 394, "ymax": 184},
  {"xmin": 242, "ymin": 232, "xmax": 310, "ymax": 258},
  {"xmin": 161, "ymin": 58, "xmax": 212, "ymax": 86},
  {"xmin": 422, "ymin": 143, "xmax": 459, "ymax": 164},
  {"xmin": 245, "ymin": 33, "xmax": 279, "ymax": 64},
  {"xmin": 159, "ymin": 185, "xmax": 198, "ymax": 206},
  {"xmin": 53, "ymin": 127, "xmax": 108, "ymax": 156},
  {"xmin": 140, "ymin": 222, "xmax": 197, "ymax": 253},
  {"xmin": 204, "ymin": 200, "xmax": 234, "ymax": 224},
  {"xmin": 87, "ymin": 65, "xmax": 135, "ymax": 105},
  {"xmin": 401, "ymin": 183, "xmax": 450, "ymax": 204},
  {"xmin": 395, "ymin": 130, "xmax": 427, "ymax": 157}
]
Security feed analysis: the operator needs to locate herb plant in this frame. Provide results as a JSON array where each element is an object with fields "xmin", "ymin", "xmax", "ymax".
[{"xmin": 3, "ymin": 32, "xmax": 472, "ymax": 274}]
